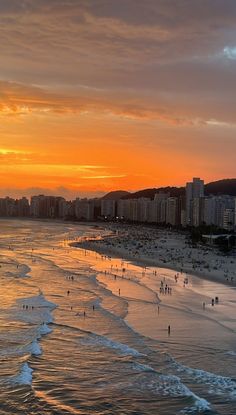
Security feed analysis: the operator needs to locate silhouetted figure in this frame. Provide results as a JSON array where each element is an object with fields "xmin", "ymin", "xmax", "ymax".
[{"xmin": 168, "ymin": 325, "xmax": 171, "ymax": 335}]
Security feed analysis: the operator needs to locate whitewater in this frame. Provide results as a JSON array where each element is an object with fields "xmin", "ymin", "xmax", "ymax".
[{"xmin": 0, "ymin": 219, "xmax": 235, "ymax": 415}]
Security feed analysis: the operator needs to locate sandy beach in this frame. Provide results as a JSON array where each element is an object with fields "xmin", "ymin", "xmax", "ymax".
[
  {"xmin": 71, "ymin": 224, "xmax": 236, "ymax": 287},
  {"xmin": 0, "ymin": 219, "xmax": 235, "ymax": 415}
]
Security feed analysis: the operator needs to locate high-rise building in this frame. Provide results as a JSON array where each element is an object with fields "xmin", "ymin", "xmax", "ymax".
[
  {"xmin": 186, "ymin": 178, "xmax": 204, "ymax": 225},
  {"xmin": 223, "ymin": 209, "xmax": 234, "ymax": 231},
  {"xmin": 75, "ymin": 198, "xmax": 95, "ymax": 221},
  {"xmin": 101, "ymin": 199, "xmax": 116, "ymax": 219},
  {"xmin": 166, "ymin": 197, "xmax": 179, "ymax": 226}
]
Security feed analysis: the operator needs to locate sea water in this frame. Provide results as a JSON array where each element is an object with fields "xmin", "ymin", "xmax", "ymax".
[{"xmin": 0, "ymin": 219, "xmax": 235, "ymax": 414}]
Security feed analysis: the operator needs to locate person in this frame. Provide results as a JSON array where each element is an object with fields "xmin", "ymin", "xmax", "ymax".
[
  {"xmin": 168, "ymin": 325, "xmax": 171, "ymax": 335},
  {"xmin": 211, "ymin": 298, "xmax": 214, "ymax": 306},
  {"xmin": 118, "ymin": 288, "xmax": 120, "ymax": 296},
  {"xmin": 92, "ymin": 305, "xmax": 95, "ymax": 311}
]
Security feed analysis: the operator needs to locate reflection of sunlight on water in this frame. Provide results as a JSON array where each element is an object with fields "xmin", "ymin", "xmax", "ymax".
[{"xmin": 0, "ymin": 219, "xmax": 235, "ymax": 415}]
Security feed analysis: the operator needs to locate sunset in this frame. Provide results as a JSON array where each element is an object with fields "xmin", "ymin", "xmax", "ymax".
[
  {"xmin": 0, "ymin": 2, "xmax": 235, "ymax": 415},
  {"xmin": 1, "ymin": 1, "xmax": 236, "ymax": 197}
]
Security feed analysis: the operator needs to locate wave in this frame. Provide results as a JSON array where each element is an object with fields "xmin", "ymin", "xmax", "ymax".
[
  {"xmin": 18, "ymin": 291, "xmax": 57, "ymax": 310},
  {"xmin": 81, "ymin": 334, "xmax": 144, "ymax": 357},
  {"xmin": 159, "ymin": 375, "xmax": 211, "ymax": 413},
  {"xmin": 225, "ymin": 350, "xmax": 236, "ymax": 357},
  {"xmin": 26, "ymin": 340, "xmax": 42, "ymax": 356},
  {"xmin": 130, "ymin": 363, "xmax": 211, "ymax": 413},
  {"xmin": 7, "ymin": 293, "xmax": 55, "ymax": 387},
  {"xmin": 132, "ymin": 362, "xmax": 156, "ymax": 372},
  {"xmin": 11, "ymin": 362, "xmax": 33, "ymax": 386},
  {"xmin": 171, "ymin": 358, "xmax": 236, "ymax": 399},
  {"xmin": 38, "ymin": 322, "xmax": 52, "ymax": 336}
]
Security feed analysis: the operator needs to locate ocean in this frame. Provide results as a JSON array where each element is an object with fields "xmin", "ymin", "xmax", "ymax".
[{"xmin": 0, "ymin": 219, "xmax": 235, "ymax": 415}]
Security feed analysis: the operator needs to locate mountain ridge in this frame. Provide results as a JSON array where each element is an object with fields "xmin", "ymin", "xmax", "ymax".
[{"xmin": 102, "ymin": 179, "xmax": 236, "ymax": 200}]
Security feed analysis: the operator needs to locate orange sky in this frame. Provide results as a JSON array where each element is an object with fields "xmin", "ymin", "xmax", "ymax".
[{"xmin": 0, "ymin": 1, "xmax": 236, "ymax": 199}]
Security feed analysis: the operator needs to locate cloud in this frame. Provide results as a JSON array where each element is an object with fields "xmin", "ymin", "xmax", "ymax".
[
  {"xmin": 1, "ymin": 78, "xmax": 236, "ymax": 127},
  {"xmin": 223, "ymin": 46, "xmax": 236, "ymax": 60},
  {"xmin": 0, "ymin": 0, "xmax": 235, "ymax": 189},
  {"xmin": 0, "ymin": 185, "xmax": 105, "ymax": 200}
]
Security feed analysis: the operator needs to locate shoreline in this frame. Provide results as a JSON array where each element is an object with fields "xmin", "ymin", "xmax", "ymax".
[{"xmin": 70, "ymin": 225, "xmax": 236, "ymax": 288}]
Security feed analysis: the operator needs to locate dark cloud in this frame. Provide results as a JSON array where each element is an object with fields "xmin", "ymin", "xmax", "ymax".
[{"xmin": 0, "ymin": 0, "xmax": 236, "ymax": 126}]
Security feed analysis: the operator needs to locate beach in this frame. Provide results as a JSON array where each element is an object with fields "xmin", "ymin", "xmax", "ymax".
[
  {"xmin": 72, "ymin": 223, "xmax": 236, "ymax": 287},
  {"xmin": 0, "ymin": 219, "xmax": 235, "ymax": 415}
]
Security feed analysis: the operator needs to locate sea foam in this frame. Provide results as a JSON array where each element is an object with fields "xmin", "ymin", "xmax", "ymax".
[
  {"xmin": 172, "ymin": 359, "xmax": 236, "ymax": 399},
  {"xmin": 38, "ymin": 322, "xmax": 52, "ymax": 336},
  {"xmin": 12, "ymin": 363, "xmax": 33, "ymax": 386},
  {"xmin": 28, "ymin": 340, "xmax": 42, "ymax": 356},
  {"xmin": 81, "ymin": 334, "xmax": 143, "ymax": 357},
  {"xmin": 128, "ymin": 363, "xmax": 211, "ymax": 413}
]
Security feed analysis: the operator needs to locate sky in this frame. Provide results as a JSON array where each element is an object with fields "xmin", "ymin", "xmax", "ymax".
[{"xmin": 0, "ymin": 0, "xmax": 236, "ymax": 199}]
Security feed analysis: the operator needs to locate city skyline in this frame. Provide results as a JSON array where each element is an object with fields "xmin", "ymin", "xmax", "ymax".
[
  {"xmin": 0, "ymin": 176, "xmax": 235, "ymax": 200},
  {"xmin": 1, "ymin": 1, "xmax": 236, "ymax": 197},
  {"xmin": 0, "ymin": 177, "xmax": 235, "ymax": 233}
]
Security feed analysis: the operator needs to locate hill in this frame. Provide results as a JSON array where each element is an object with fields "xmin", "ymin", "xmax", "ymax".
[
  {"xmin": 101, "ymin": 179, "xmax": 236, "ymax": 200},
  {"xmin": 122, "ymin": 186, "xmax": 185, "ymax": 200},
  {"xmin": 101, "ymin": 190, "xmax": 131, "ymax": 200},
  {"xmin": 205, "ymin": 179, "xmax": 236, "ymax": 196}
]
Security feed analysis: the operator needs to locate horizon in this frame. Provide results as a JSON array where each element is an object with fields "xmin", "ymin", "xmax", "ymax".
[
  {"xmin": 0, "ymin": 176, "xmax": 235, "ymax": 201},
  {"xmin": 1, "ymin": 1, "xmax": 236, "ymax": 195}
]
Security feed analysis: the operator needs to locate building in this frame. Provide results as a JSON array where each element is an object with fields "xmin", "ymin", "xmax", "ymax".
[
  {"xmin": 17, "ymin": 197, "xmax": 30, "ymax": 217},
  {"xmin": 186, "ymin": 178, "xmax": 204, "ymax": 225},
  {"xmin": 166, "ymin": 197, "xmax": 179, "ymax": 226},
  {"xmin": 101, "ymin": 199, "xmax": 116, "ymax": 219},
  {"xmin": 75, "ymin": 198, "xmax": 95, "ymax": 221},
  {"xmin": 223, "ymin": 208, "xmax": 234, "ymax": 231},
  {"xmin": 30, "ymin": 195, "xmax": 65, "ymax": 218}
]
